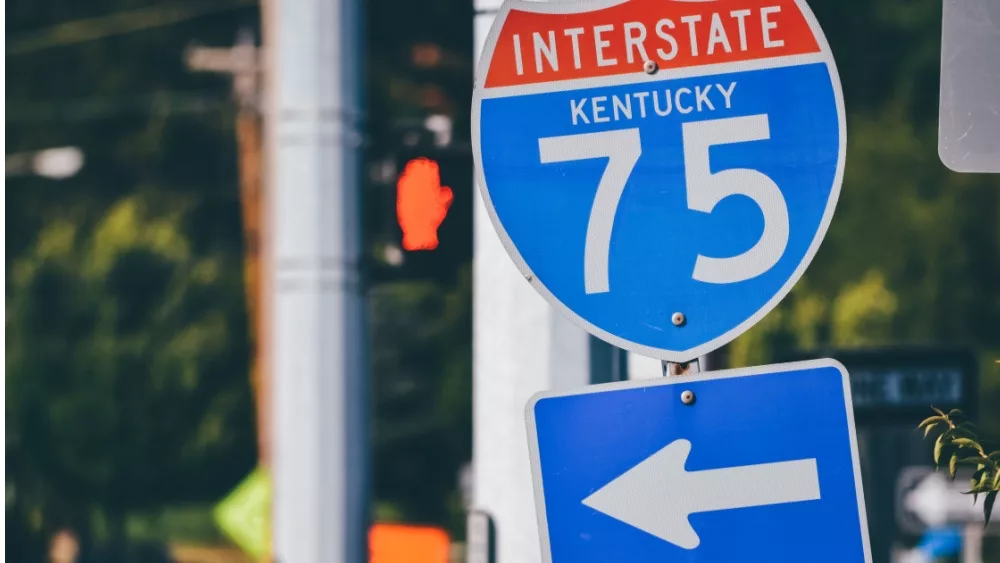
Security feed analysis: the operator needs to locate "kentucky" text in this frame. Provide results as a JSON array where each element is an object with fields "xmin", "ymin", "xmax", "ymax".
[{"xmin": 569, "ymin": 81, "xmax": 737, "ymax": 125}]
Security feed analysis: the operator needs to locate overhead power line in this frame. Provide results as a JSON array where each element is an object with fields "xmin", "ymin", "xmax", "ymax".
[
  {"xmin": 6, "ymin": 92, "xmax": 231, "ymax": 122},
  {"xmin": 7, "ymin": 0, "xmax": 258, "ymax": 56}
]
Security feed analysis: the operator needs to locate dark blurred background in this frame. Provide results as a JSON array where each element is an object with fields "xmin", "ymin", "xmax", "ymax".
[{"xmin": 5, "ymin": 0, "xmax": 999, "ymax": 561}]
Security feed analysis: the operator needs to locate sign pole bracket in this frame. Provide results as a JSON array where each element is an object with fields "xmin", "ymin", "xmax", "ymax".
[{"xmin": 662, "ymin": 359, "xmax": 701, "ymax": 377}]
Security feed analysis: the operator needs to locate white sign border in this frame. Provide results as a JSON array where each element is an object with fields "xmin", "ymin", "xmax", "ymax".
[
  {"xmin": 524, "ymin": 358, "xmax": 872, "ymax": 563},
  {"xmin": 471, "ymin": 0, "xmax": 848, "ymax": 362}
]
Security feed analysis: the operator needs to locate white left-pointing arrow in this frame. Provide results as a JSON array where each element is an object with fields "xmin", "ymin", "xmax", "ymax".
[{"xmin": 582, "ymin": 439, "xmax": 821, "ymax": 549}]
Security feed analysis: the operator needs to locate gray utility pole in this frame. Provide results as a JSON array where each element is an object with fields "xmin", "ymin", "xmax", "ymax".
[
  {"xmin": 472, "ymin": 2, "xmax": 591, "ymax": 563},
  {"xmin": 265, "ymin": 0, "xmax": 368, "ymax": 560}
]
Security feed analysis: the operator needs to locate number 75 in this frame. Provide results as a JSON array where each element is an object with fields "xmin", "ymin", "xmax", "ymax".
[{"xmin": 539, "ymin": 114, "xmax": 789, "ymax": 294}]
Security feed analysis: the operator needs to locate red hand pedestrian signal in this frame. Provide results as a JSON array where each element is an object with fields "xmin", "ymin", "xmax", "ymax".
[{"xmin": 397, "ymin": 158, "xmax": 453, "ymax": 251}]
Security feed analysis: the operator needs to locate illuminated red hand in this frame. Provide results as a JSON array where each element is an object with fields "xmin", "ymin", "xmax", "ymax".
[{"xmin": 396, "ymin": 158, "xmax": 453, "ymax": 251}]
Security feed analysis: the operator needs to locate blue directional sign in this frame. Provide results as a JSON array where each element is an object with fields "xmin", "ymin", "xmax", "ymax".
[
  {"xmin": 473, "ymin": 0, "xmax": 846, "ymax": 361},
  {"xmin": 525, "ymin": 360, "xmax": 872, "ymax": 562}
]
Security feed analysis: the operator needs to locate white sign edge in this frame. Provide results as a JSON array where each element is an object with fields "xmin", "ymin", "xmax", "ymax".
[
  {"xmin": 471, "ymin": 0, "xmax": 849, "ymax": 362},
  {"xmin": 523, "ymin": 358, "xmax": 873, "ymax": 563}
]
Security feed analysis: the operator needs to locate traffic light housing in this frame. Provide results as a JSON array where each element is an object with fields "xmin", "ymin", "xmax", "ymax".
[{"xmin": 366, "ymin": 125, "xmax": 472, "ymax": 286}]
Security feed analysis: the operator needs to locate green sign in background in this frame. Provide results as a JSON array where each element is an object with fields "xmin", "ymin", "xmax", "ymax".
[{"xmin": 214, "ymin": 466, "xmax": 271, "ymax": 560}]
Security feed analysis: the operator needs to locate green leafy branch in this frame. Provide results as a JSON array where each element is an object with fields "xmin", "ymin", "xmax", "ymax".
[{"xmin": 920, "ymin": 408, "xmax": 999, "ymax": 526}]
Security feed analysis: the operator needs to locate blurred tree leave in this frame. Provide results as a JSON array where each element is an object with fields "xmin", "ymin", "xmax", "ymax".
[
  {"xmin": 6, "ymin": 195, "xmax": 255, "ymax": 538},
  {"xmin": 830, "ymin": 271, "xmax": 898, "ymax": 347},
  {"xmin": 6, "ymin": 0, "xmax": 258, "ymax": 552}
]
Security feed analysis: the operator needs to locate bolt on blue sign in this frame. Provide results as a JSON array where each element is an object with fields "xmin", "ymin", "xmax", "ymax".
[
  {"xmin": 473, "ymin": 0, "xmax": 846, "ymax": 361},
  {"xmin": 525, "ymin": 360, "xmax": 872, "ymax": 562}
]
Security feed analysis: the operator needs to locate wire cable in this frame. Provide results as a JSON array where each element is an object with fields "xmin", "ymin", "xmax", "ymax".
[{"xmin": 8, "ymin": 0, "xmax": 258, "ymax": 56}]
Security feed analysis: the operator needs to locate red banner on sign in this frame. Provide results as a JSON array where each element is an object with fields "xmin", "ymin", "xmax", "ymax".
[{"xmin": 485, "ymin": 0, "xmax": 820, "ymax": 88}]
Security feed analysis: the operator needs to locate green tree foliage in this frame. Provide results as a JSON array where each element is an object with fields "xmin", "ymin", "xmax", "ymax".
[
  {"xmin": 6, "ymin": 196, "xmax": 256, "ymax": 537},
  {"xmin": 6, "ymin": 0, "xmax": 261, "ymax": 551},
  {"xmin": 920, "ymin": 409, "xmax": 1000, "ymax": 525}
]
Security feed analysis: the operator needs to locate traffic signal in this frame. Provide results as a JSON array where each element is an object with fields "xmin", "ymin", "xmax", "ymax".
[
  {"xmin": 396, "ymin": 157, "xmax": 453, "ymax": 251},
  {"xmin": 366, "ymin": 121, "xmax": 472, "ymax": 286}
]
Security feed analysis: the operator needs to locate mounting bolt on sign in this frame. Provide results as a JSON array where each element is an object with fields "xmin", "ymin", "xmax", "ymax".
[{"xmin": 472, "ymin": 0, "xmax": 846, "ymax": 363}]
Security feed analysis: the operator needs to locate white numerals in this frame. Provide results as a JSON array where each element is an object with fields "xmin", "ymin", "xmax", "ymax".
[
  {"xmin": 682, "ymin": 115, "xmax": 789, "ymax": 284},
  {"xmin": 538, "ymin": 114, "xmax": 788, "ymax": 292},
  {"xmin": 539, "ymin": 128, "xmax": 641, "ymax": 294}
]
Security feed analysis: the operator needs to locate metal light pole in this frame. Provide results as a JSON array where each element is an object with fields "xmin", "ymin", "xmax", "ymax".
[{"xmin": 265, "ymin": 0, "xmax": 369, "ymax": 560}]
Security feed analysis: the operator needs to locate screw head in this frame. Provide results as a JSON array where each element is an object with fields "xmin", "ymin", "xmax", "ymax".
[
  {"xmin": 671, "ymin": 312, "xmax": 686, "ymax": 326},
  {"xmin": 681, "ymin": 390, "xmax": 696, "ymax": 405},
  {"xmin": 643, "ymin": 60, "xmax": 658, "ymax": 74}
]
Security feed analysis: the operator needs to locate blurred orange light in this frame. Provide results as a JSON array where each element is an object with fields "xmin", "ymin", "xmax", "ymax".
[
  {"xmin": 369, "ymin": 523, "xmax": 450, "ymax": 563},
  {"xmin": 396, "ymin": 157, "xmax": 453, "ymax": 251},
  {"xmin": 412, "ymin": 43, "xmax": 443, "ymax": 68}
]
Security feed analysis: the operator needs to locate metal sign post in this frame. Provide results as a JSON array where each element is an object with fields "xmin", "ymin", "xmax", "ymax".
[
  {"xmin": 467, "ymin": 510, "xmax": 498, "ymax": 563},
  {"xmin": 662, "ymin": 360, "xmax": 700, "ymax": 377}
]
